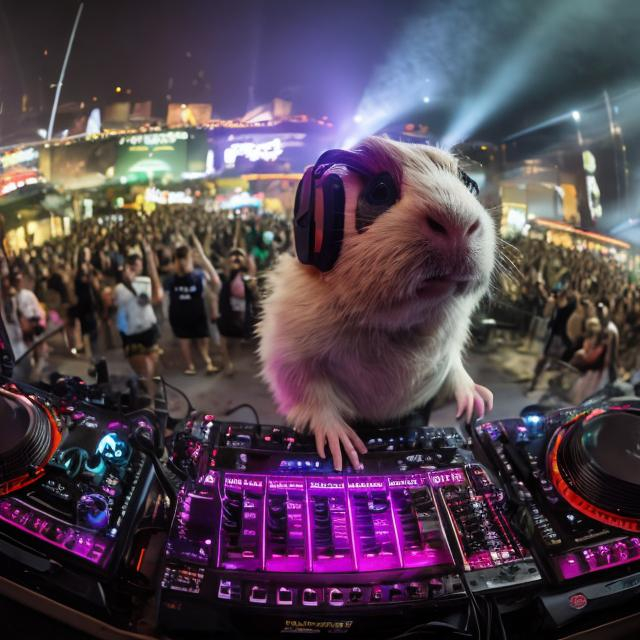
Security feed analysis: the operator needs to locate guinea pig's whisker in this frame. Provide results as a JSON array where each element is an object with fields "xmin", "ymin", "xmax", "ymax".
[{"xmin": 496, "ymin": 251, "xmax": 522, "ymax": 275}]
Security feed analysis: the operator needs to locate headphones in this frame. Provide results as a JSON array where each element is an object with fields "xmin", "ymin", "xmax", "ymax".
[{"xmin": 293, "ymin": 149, "xmax": 399, "ymax": 272}]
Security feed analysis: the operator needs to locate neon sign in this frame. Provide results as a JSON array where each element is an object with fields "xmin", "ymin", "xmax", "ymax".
[
  {"xmin": 118, "ymin": 131, "xmax": 189, "ymax": 146},
  {"xmin": 0, "ymin": 147, "xmax": 39, "ymax": 170},
  {"xmin": 428, "ymin": 469, "xmax": 466, "ymax": 486},
  {"xmin": 223, "ymin": 138, "xmax": 284, "ymax": 166}
]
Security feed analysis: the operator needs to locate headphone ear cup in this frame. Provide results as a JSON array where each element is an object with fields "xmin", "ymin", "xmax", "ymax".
[
  {"xmin": 293, "ymin": 167, "xmax": 315, "ymax": 265},
  {"xmin": 314, "ymin": 173, "xmax": 345, "ymax": 272}
]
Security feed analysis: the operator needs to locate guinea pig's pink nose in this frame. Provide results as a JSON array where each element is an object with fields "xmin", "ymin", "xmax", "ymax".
[{"xmin": 425, "ymin": 214, "xmax": 480, "ymax": 240}]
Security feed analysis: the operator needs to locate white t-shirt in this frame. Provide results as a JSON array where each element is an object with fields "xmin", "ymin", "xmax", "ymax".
[
  {"xmin": 115, "ymin": 277, "xmax": 157, "ymax": 336},
  {"xmin": 16, "ymin": 289, "xmax": 44, "ymax": 322},
  {"xmin": 1, "ymin": 298, "xmax": 27, "ymax": 359}
]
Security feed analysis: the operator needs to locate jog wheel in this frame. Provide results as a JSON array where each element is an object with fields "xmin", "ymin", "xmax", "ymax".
[
  {"xmin": 0, "ymin": 386, "xmax": 60, "ymax": 495},
  {"xmin": 549, "ymin": 408, "xmax": 640, "ymax": 531}
]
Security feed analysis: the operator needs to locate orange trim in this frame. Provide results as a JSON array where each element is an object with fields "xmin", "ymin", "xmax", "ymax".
[
  {"xmin": 532, "ymin": 217, "xmax": 631, "ymax": 249},
  {"xmin": 136, "ymin": 547, "xmax": 146, "ymax": 573},
  {"xmin": 0, "ymin": 392, "xmax": 62, "ymax": 496},
  {"xmin": 548, "ymin": 422, "xmax": 640, "ymax": 532},
  {"xmin": 241, "ymin": 173, "xmax": 303, "ymax": 181}
]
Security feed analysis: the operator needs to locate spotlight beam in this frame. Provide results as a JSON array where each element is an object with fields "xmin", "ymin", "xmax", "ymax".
[{"xmin": 441, "ymin": 1, "xmax": 611, "ymax": 149}]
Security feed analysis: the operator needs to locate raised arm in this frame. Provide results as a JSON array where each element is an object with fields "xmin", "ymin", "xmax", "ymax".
[
  {"xmin": 191, "ymin": 233, "xmax": 221, "ymax": 291},
  {"xmin": 142, "ymin": 240, "xmax": 164, "ymax": 304}
]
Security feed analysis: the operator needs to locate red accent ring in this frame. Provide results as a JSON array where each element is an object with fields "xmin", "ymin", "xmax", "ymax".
[{"xmin": 548, "ymin": 424, "xmax": 640, "ymax": 532}]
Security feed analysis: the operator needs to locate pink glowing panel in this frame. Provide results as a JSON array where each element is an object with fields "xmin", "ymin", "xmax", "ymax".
[
  {"xmin": 0, "ymin": 498, "xmax": 112, "ymax": 567},
  {"xmin": 387, "ymin": 476, "xmax": 454, "ymax": 569},
  {"xmin": 428, "ymin": 469, "xmax": 466, "ymax": 487},
  {"xmin": 217, "ymin": 474, "xmax": 265, "ymax": 571},
  {"xmin": 557, "ymin": 538, "xmax": 640, "ymax": 580}
]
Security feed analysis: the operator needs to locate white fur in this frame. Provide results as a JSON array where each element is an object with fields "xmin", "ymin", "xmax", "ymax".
[{"xmin": 258, "ymin": 137, "xmax": 496, "ymax": 440}]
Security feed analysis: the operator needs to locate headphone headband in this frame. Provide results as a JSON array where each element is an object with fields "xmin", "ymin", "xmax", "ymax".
[
  {"xmin": 294, "ymin": 147, "xmax": 383, "ymax": 272},
  {"xmin": 312, "ymin": 149, "xmax": 373, "ymax": 179}
]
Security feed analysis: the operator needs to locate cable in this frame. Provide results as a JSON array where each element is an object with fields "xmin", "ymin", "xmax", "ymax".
[
  {"xmin": 388, "ymin": 621, "xmax": 472, "ymax": 640},
  {"xmin": 159, "ymin": 376, "xmax": 194, "ymax": 420},
  {"xmin": 491, "ymin": 598, "xmax": 507, "ymax": 640},
  {"xmin": 223, "ymin": 403, "xmax": 261, "ymax": 425},
  {"xmin": 14, "ymin": 324, "xmax": 65, "ymax": 366},
  {"xmin": 458, "ymin": 570, "xmax": 485, "ymax": 640}
]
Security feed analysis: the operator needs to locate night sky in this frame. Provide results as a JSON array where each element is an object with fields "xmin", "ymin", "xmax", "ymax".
[{"xmin": 1, "ymin": 0, "xmax": 640, "ymax": 143}]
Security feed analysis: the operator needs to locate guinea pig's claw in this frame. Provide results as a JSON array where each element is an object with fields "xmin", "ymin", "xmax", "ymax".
[
  {"xmin": 312, "ymin": 423, "xmax": 367, "ymax": 472},
  {"xmin": 455, "ymin": 383, "xmax": 493, "ymax": 424}
]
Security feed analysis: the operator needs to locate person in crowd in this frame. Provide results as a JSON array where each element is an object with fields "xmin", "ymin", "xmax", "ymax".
[
  {"xmin": 566, "ymin": 295, "xmax": 596, "ymax": 357},
  {"xmin": 529, "ymin": 287, "xmax": 576, "ymax": 390},
  {"xmin": 10, "ymin": 267, "xmax": 47, "ymax": 377},
  {"xmin": 216, "ymin": 247, "xmax": 258, "ymax": 376},
  {"xmin": 164, "ymin": 237, "xmax": 220, "ymax": 375},
  {"xmin": 73, "ymin": 261, "xmax": 100, "ymax": 360},
  {"xmin": 0, "ymin": 275, "xmax": 27, "ymax": 363},
  {"xmin": 520, "ymin": 266, "xmax": 548, "ymax": 350},
  {"xmin": 114, "ymin": 242, "xmax": 163, "ymax": 404},
  {"xmin": 596, "ymin": 301, "xmax": 619, "ymax": 384},
  {"xmin": 570, "ymin": 317, "xmax": 606, "ymax": 372}
]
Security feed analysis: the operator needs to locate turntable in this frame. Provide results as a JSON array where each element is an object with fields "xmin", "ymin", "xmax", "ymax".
[
  {"xmin": 473, "ymin": 401, "xmax": 640, "ymax": 625},
  {"xmin": 0, "ymin": 385, "xmax": 61, "ymax": 496}
]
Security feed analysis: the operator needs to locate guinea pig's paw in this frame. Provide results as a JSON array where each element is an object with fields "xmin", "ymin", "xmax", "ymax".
[
  {"xmin": 454, "ymin": 383, "xmax": 494, "ymax": 424},
  {"xmin": 311, "ymin": 419, "xmax": 368, "ymax": 472}
]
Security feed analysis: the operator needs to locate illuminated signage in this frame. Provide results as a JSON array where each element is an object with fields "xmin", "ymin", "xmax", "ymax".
[
  {"xmin": 144, "ymin": 187, "xmax": 193, "ymax": 205},
  {"xmin": 0, "ymin": 147, "xmax": 39, "ymax": 170},
  {"xmin": 118, "ymin": 131, "xmax": 189, "ymax": 146},
  {"xmin": 428, "ymin": 469, "xmax": 466, "ymax": 486},
  {"xmin": 223, "ymin": 138, "xmax": 284, "ymax": 166},
  {"xmin": 0, "ymin": 174, "xmax": 41, "ymax": 195}
]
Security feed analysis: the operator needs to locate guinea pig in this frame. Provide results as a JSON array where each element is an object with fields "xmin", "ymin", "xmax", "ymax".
[{"xmin": 258, "ymin": 137, "xmax": 496, "ymax": 471}]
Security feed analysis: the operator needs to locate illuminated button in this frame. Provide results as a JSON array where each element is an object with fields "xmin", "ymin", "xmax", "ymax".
[
  {"xmin": 389, "ymin": 585, "xmax": 404, "ymax": 601},
  {"xmin": 277, "ymin": 587, "xmax": 293, "ymax": 605},
  {"xmin": 249, "ymin": 585, "xmax": 267, "ymax": 604},
  {"xmin": 302, "ymin": 588, "xmax": 318, "ymax": 606},
  {"xmin": 218, "ymin": 580, "xmax": 239, "ymax": 600},
  {"xmin": 328, "ymin": 588, "xmax": 344, "ymax": 606},
  {"xmin": 406, "ymin": 583, "xmax": 424, "ymax": 599},
  {"xmin": 349, "ymin": 587, "xmax": 363, "ymax": 603}
]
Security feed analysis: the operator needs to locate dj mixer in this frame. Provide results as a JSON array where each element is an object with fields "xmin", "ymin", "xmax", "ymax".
[{"xmin": 158, "ymin": 418, "xmax": 539, "ymax": 636}]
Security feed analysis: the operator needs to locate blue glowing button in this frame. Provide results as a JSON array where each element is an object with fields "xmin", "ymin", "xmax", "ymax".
[
  {"xmin": 84, "ymin": 453, "xmax": 107, "ymax": 484},
  {"xmin": 97, "ymin": 433, "xmax": 131, "ymax": 465},
  {"xmin": 77, "ymin": 493, "xmax": 110, "ymax": 530}
]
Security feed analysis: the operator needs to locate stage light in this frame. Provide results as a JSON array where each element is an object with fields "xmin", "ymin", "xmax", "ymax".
[
  {"xmin": 422, "ymin": 96, "xmax": 430, "ymax": 104},
  {"xmin": 441, "ymin": 2, "xmax": 609, "ymax": 149},
  {"xmin": 353, "ymin": 114, "xmax": 363, "ymax": 124},
  {"xmin": 115, "ymin": 86, "xmax": 122, "ymax": 94},
  {"xmin": 571, "ymin": 110, "xmax": 581, "ymax": 123}
]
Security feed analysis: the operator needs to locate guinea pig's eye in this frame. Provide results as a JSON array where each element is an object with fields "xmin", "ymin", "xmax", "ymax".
[
  {"xmin": 458, "ymin": 169, "xmax": 479, "ymax": 196},
  {"xmin": 365, "ymin": 173, "xmax": 398, "ymax": 207},
  {"xmin": 356, "ymin": 172, "xmax": 399, "ymax": 233}
]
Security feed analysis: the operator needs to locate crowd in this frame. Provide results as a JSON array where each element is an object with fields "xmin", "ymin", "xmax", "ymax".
[
  {"xmin": 0, "ymin": 205, "xmax": 292, "ymax": 398},
  {"xmin": 2, "ymin": 208, "xmax": 640, "ymax": 407},
  {"xmin": 501, "ymin": 237, "xmax": 640, "ymax": 400}
]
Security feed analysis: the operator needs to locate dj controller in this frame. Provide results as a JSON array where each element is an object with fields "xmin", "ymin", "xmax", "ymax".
[
  {"xmin": 0, "ymin": 374, "xmax": 165, "ymax": 626},
  {"xmin": 0, "ymin": 348, "xmax": 640, "ymax": 637}
]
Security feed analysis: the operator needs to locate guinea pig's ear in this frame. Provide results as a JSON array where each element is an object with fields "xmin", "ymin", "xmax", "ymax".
[
  {"xmin": 457, "ymin": 168, "xmax": 479, "ymax": 196},
  {"xmin": 355, "ymin": 172, "xmax": 399, "ymax": 233}
]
